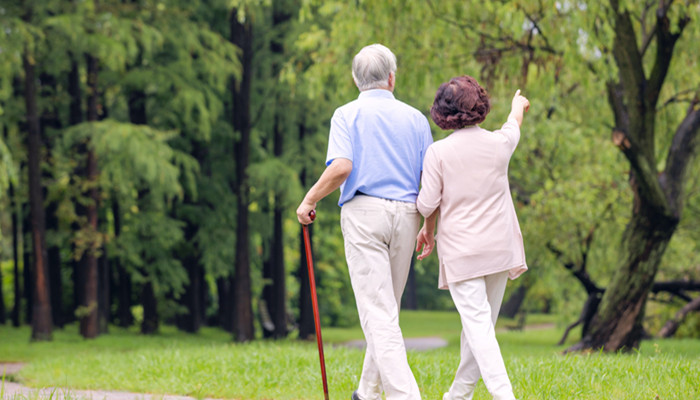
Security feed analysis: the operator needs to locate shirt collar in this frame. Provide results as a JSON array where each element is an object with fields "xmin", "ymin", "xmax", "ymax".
[{"xmin": 358, "ymin": 89, "xmax": 395, "ymax": 100}]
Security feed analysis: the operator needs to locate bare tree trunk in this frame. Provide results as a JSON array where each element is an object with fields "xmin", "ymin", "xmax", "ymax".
[
  {"xmin": 23, "ymin": 46, "xmax": 53, "ymax": 341},
  {"xmin": 230, "ymin": 8, "xmax": 254, "ymax": 342}
]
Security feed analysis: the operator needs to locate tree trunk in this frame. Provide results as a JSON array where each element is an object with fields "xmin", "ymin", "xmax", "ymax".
[
  {"xmin": 23, "ymin": 48, "xmax": 53, "ymax": 341},
  {"xmin": 217, "ymin": 277, "xmax": 233, "ymax": 333},
  {"xmin": 23, "ymin": 208, "xmax": 33, "ymax": 325},
  {"xmin": 176, "ymin": 220, "xmax": 203, "ymax": 333},
  {"xmin": 79, "ymin": 53, "xmax": 100, "ymax": 339},
  {"xmin": 112, "ymin": 199, "xmax": 133, "ymax": 327},
  {"xmin": 297, "ymin": 122, "xmax": 314, "ymax": 340},
  {"xmin": 10, "ymin": 178, "xmax": 21, "ymax": 327},
  {"xmin": 141, "ymin": 281, "xmax": 159, "ymax": 334},
  {"xmin": 575, "ymin": 211, "xmax": 677, "ymax": 351},
  {"xmin": 230, "ymin": 8, "xmax": 254, "ymax": 342},
  {"xmin": 501, "ymin": 284, "xmax": 527, "ymax": 319},
  {"xmin": 572, "ymin": 2, "xmax": 698, "ymax": 352},
  {"xmin": 39, "ymin": 71, "xmax": 65, "ymax": 329},
  {"xmin": 267, "ymin": 0, "xmax": 295, "ymax": 340},
  {"xmin": 272, "ymin": 205, "xmax": 287, "ymax": 338},
  {"xmin": 46, "ymin": 202, "xmax": 64, "ymax": 328},
  {"xmin": 178, "ymin": 258, "xmax": 203, "ymax": 333},
  {"xmin": 97, "ymin": 207, "xmax": 110, "ymax": 334}
]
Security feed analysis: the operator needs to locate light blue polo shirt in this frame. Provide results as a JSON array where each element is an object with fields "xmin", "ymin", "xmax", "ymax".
[{"xmin": 326, "ymin": 89, "xmax": 433, "ymax": 206}]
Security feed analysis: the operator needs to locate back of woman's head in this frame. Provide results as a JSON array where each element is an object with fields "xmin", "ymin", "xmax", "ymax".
[{"xmin": 430, "ymin": 76, "xmax": 490, "ymax": 130}]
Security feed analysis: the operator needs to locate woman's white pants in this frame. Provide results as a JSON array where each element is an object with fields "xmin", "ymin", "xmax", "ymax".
[
  {"xmin": 341, "ymin": 195, "xmax": 422, "ymax": 400},
  {"xmin": 444, "ymin": 271, "xmax": 516, "ymax": 400}
]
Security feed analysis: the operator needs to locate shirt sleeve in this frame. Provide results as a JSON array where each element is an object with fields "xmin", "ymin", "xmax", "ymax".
[
  {"xmin": 325, "ymin": 109, "xmax": 353, "ymax": 166},
  {"xmin": 419, "ymin": 116, "xmax": 433, "ymax": 170},
  {"xmin": 497, "ymin": 117, "xmax": 521, "ymax": 155},
  {"xmin": 416, "ymin": 145, "xmax": 442, "ymax": 218}
]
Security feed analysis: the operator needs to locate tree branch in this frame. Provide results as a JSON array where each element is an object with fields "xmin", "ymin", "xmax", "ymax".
[
  {"xmin": 657, "ymin": 295, "xmax": 700, "ymax": 338},
  {"xmin": 638, "ymin": 0, "xmax": 658, "ymax": 57},
  {"xmin": 609, "ymin": 0, "xmax": 645, "ymax": 110},
  {"xmin": 662, "ymin": 96, "xmax": 700, "ymax": 211},
  {"xmin": 546, "ymin": 242, "xmax": 604, "ymax": 295},
  {"xmin": 658, "ymin": 89, "xmax": 699, "ymax": 111},
  {"xmin": 646, "ymin": 1, "xmax": 689, "ymax": 109},
  {"xmin": 426, "ymin": 0, "xmax": 560, "ymax": 56}
]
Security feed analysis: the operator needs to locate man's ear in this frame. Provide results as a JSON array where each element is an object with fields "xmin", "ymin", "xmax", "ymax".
[{"xmin": 388, "ymin": 72, "xmax": 395, "ymax": 90}]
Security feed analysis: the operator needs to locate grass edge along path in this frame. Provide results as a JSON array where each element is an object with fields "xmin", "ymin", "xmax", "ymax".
[{"xmin": 1, "ymin": 311, "xmax": 699, "ymax": 400}]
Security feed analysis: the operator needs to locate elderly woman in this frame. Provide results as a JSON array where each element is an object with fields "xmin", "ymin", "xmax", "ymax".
[{"xmin": 415, "ymin": 76, "xmax": 529, "ymax": 400}]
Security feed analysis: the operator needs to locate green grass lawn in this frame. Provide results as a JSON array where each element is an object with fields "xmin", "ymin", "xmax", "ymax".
[{"xmin": 1, "ymin": 311, "xmax": 699, "ymax": 399}]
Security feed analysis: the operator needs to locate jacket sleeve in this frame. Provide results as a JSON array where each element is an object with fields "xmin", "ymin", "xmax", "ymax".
[
  {"xmin": 497, "ymin": 117, "xmax": 521, "ymax": 155},
  {"xmin": 416, "ymin": 145, "xmax": 442, "ymax": 217}
]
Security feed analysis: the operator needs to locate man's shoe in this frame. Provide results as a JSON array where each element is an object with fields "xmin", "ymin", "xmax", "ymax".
[{"xmin": 351, "ymin": 390, "xmax": 361, "ymax": 400}]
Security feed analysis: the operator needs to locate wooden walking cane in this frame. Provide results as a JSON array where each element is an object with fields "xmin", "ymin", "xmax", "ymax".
[{"xmin": 302, "ymin": 210, "xmax": 330, "ymax": 400}]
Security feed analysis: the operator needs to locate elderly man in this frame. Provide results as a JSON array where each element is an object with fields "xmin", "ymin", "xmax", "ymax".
[{"xmin": 296, "ymin": 44, "xmax": 432, "ymax": 400}]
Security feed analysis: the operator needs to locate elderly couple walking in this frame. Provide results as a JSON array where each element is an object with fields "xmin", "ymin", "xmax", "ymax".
[{"xmin": 296, "ymin": 43, "xmax": 530, "ymax": 400}]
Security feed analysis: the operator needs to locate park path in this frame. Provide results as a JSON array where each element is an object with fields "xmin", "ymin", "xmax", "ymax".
[
  {"xmin": 2, "ymin": 362, "xmax": 215, "ymax": 400},
  {"xmin": 1, "ymin": 338, "xmax": 447, "ymax": 400}
]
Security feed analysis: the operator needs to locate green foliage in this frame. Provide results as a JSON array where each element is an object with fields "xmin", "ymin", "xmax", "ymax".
[{"xmin": 1, "ymin": 0, "xmax": 698, "ymax": 343}]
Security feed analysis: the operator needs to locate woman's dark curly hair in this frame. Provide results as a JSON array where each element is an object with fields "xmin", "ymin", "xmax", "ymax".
[{"xmin": 430, "ymin": 76, "xmax": 490, "ymax": 130}]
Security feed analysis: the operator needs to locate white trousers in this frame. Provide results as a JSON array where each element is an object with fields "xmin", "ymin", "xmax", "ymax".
[
  {"xmin": 340, "ymin": 195, "xmax": 421, "ymax": 400},
  {"xmin": 444, "ymin": 271, "xmax": 515, "ymax": 400}
]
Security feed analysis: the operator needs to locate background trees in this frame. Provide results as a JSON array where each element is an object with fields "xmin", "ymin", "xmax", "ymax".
[{"xmin": 1, "ymin": 0, "xmax": 699, "ymax": 349}]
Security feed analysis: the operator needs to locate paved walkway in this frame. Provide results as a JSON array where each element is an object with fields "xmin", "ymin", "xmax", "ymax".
[
  {"xmin": 342, "ymin": 336, "xmax": 448, "ymax": 351},
  {"xmin": 1, "ymin": 381, "xmax": 216, "ymax": 400},
  {"xmin": 1, "ymin": 337, "xmax": 447, "ymax": 399},
  {"xmin": 2, "ymin": 363, "xmax": 214, "ymax": 400}
]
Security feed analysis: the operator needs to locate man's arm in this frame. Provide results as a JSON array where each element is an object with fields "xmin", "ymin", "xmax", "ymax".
[{"xmin": 296, "ymin": 158, "xmax": 352, "ymax": 224}]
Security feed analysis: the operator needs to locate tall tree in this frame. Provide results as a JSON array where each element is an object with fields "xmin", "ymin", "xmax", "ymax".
[
  {"xmin": 39, "ymin": 71, "xmax": 65, "ymax": 329},
  {"xmin": 230, "ymin": 7, "xmax": 255, "ymax": 342},
  {"xmin": 572, "ymin": 0, "xmax": 700, "ymax": 351},
  {"xmin": 23, "ymin": 13, "xmax": 53, "ymax": 341},
  {"xmin": 260, "ymin": 0, "xmax": 294, "ymax": 339}
]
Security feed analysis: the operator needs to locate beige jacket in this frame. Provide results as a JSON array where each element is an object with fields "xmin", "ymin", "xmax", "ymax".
[{"xmin": 417, "ymin": 117, "xmax": 528, "ymax": 289}]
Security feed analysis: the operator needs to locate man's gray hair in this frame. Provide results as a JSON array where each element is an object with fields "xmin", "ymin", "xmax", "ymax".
[{"xmin": 352, "ymin": 44, "xmax": 397, "ymax": 91}]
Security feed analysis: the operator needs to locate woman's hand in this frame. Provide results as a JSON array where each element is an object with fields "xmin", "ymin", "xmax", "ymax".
[
  {"xmin": 509, "ymin": 89, "xmax": 530, "ymax": 127},
  {"xmin": 512, "ymin": 89, "xmax": 530, "ymax": 113},
  {"xmin": 416, "ymin": 227, "xmax": 435, "ymax": 260}
]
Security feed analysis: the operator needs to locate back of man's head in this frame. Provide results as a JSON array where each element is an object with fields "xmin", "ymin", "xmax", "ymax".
[{"xmin": 352, "ymin": 44, "xmax": 397, "ymax": 91}]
